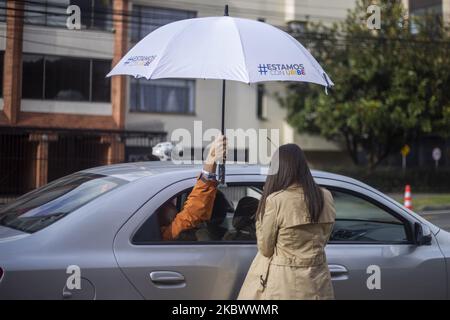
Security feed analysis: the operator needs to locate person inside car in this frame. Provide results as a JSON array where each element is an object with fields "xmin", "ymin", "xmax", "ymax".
[
  {"xmin": 176, "ymin": 191, "xmax": 229, "ymax": 241},
  {"xmin": 157, "ymin": 134, "xmax": 227, "ymax": 241},
  {"xmin": 194, "ymin": 191, "xmax": 230, "ymax": 241},
  {"xmin": 223, "ymin": 196, "xmax": 259, "ymax": 241}
]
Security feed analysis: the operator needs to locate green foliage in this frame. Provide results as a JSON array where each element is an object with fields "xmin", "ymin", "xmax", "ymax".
[
  {"xmin": 282, "ymin": 0, "xmax": 450, "ymax": 169},
  {"xmin": 328, "ymin": 167, "xmax": 450, "ymax": 193}
]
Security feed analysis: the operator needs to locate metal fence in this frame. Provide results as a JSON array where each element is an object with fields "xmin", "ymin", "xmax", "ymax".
[{"xmin": 0, "ymin": 126, "xmax": 166, "ymax": 204}]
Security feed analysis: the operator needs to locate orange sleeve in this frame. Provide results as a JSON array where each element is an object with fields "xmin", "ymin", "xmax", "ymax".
[{"xmin": 161, "ymin": 176, "xmax": 218, "ymax": 240}]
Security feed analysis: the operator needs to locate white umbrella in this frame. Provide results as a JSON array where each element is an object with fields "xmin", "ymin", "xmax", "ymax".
[{"xmin": 108, "ymin": 5, "xmax": 333, "ymax": 183}]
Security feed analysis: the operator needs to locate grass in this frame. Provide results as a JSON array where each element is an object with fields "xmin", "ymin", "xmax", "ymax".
[{"xmin": 388, "ymin": 193, "xmax": 450, "ymax": 211}]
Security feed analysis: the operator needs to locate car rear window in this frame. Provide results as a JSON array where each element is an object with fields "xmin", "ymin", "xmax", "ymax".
[{"xmin": 0, "ymin": 172, "xmax": 128, "ymax": 233}]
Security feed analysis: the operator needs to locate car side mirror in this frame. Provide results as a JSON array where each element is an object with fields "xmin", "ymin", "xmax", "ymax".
[{"xmin": 414, "ymin": 222, "xmax": 432, "ymax": 246}]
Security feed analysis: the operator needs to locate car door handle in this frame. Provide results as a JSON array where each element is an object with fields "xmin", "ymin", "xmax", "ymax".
[
  {"xmin": 150, "ymin": 271, "xmax": 185, "ymax": 285},
  {"xmin": 329, "ymin": 264, "xmax": 349, "ymax": 280}
]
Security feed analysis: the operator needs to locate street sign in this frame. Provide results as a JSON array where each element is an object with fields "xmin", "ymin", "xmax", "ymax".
[
  {"xmin": 432, "ymin": 147, "xmax": 442, "ymax": 169},
  {"xmin": 400, "ymin": 144, "xmax": 410, "ymax": 157},
  {"xmin": 432, "ymin": 147, "xmax": 442, "ymax": 161},
  {"xmin": 400, "ymin": 145, "xmax": 410, "ymax": 171}
]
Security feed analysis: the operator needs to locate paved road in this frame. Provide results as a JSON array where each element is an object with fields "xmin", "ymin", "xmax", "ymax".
[{"xmin": 419, "ymin": 211, "xmax": 450, "ymax": 232}]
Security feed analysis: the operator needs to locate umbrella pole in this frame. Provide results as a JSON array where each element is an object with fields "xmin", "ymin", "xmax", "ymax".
[
  {"xmin": 218, "ymin": 79, "xmax": 226, "ymax": 184},
  {"xmin": 221, "ymin": 80, "xmax": 226, "ymax": 133},
  {"xmin": 218, "ymin": 4, "xmax": 229, "ymax": 185}
]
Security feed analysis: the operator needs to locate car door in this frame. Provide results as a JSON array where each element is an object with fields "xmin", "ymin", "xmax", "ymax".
[
  {"xmin": 114, "ymin": 173, "xmax": 447, "ymax": 300},
  {"xmin": 318, "ymin": 178, "xmax": 447, "ymax": 299},
  {"xmin": 113, "ymin": 175, "xmax": 263, "ymax": 299}
]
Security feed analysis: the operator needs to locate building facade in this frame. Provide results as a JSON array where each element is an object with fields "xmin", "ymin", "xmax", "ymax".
[{"xmin": 0, "ymin": 0, "xmax": 358, "ymax": 201}]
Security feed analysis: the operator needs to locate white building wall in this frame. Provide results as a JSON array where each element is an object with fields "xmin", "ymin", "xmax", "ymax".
[
  {"xmin": 444, "ymin": 0, "xmax": 450, "ymax": 23},
  {"xmin": 126, "ymin": 0, "xmax": 356, "ymax": 153}
]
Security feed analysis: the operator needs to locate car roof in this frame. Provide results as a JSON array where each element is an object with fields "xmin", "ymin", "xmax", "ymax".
[{"xmin": 82, "ymin": 161, "xmax": 366, "ymax": 187}]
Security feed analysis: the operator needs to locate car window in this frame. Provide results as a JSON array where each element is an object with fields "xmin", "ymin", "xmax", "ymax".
[
  {"xmin": 132, "ymin": 184, "xmax": 262, "ymax": 244},
  {"xmin": 0, "ymin": 172, "xmax": 128, "ymax": 233},
  {"xmin": 329, "ymin": 190, "xmax": 409, "ymax": 243}
]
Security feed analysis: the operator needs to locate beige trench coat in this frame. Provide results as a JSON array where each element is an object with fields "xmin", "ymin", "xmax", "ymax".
[{"xmin": 238, "ymin": 185, "xmax": 336, "ymax": 300}]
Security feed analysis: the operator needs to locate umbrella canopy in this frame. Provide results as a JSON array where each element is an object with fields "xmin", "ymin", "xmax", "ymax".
[
  {"xmin": 108, "ymin": 11, "xmax": 333, "ymax": 184},
  {"xmin": 107, "ymin": 16, "xmax": 333, "ymax": 87}
]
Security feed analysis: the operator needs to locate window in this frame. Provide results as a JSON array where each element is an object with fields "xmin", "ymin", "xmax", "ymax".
[
  {"xmin": 130, "ymin": 78, "xmax": 195, "ymax": 114},
  {"xmin": 130, "ymin": 5, "xmax": 196, "ymax": 43},
  {"xmin": 91, "ymin": 59, "xmax": 112, "ymax": 102},
  {"xmin": 0, "ymin": 172, "xmax": 127, "ymax": 233},
  {"xmin": 22, "ymin": 53, "xmax": 111, "ymax": 102},
  {"xmin": 22, "ymin": 54, "xmax": 44, "ymax": 99},
  {"xmin": 409, "ymin": 0, "xmax": 442, "ymax": 15},
  {"xmin": 409, "ymin": 0, "xmax": 443, "ymax": 34},
  {"xmin": 132, "ymin": 184, "xmax": 263, "ymax": 244},
  {"xmin": 24, "ymin": 0, "xmax": 113, "ymax": 31},
  {"xmin": 0, "ymin": 0, "xmax": 5, "ymax": 22},
  {"xmin": 132, "ymin": 184, "xmax": 409, "ymax": 244},
  {"xmin": 91, "ymin": 0, "xmax": 113, "ymax": 30},
  {"xmin": 257, "ymin": 84, "xmax": 268, "ymax": 120},
  {"xmin": 129, "ymin": 6, "xmax": 197, "ymax": 114},
  {"xmin": 45, "ymin": 56, "xmax": 90, "ymax": 100},
  {"xmin": 329, "ymin": 190, "xmax": 409, "ymax": 243}
]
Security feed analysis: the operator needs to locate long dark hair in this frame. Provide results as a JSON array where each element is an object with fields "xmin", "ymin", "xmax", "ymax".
[{"xmin": 257, "ymin": 144, "xmax": 324, "ymax": 223}]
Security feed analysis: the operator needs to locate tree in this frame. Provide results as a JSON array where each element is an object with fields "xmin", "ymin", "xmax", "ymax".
[{"xmin": 282, "ymin": 0, "xmax": 450, "ymax": 170}]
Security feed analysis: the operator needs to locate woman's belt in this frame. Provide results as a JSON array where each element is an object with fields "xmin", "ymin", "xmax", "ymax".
[{"xmin": 270, "ymin": 253, "xmax": 326, "ymax": 267}]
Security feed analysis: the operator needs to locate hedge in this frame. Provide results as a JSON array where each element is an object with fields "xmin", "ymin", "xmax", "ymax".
[{"xmin": 322, "ymin": 167, "xmax": 450, "ymax": 193}]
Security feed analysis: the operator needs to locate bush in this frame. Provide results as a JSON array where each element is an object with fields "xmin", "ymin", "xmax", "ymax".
[{"xmin": 323, "ymin": 167, "xmax": 450, "ymax": 193}]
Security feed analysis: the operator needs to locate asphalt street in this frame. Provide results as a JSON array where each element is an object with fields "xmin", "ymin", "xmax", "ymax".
[{"xmin": 419, "ymin": 211, "xmax": 450, "ymax": 232}]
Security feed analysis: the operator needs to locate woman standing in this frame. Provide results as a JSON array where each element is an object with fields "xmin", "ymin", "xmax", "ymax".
[{"xmin": 238, "ymin": 144, "xmax": 336, "ymax": 300}]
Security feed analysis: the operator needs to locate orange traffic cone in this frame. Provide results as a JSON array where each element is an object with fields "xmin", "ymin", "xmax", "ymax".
[{"xmin": 404, "ymin": 185, "xmax": 412, "ymax": 210}]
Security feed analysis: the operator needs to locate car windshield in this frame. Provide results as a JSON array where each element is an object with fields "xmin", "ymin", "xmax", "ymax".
[{"xmin": 0, "ymin": 172, "xmax": 128, "ymax": 233}]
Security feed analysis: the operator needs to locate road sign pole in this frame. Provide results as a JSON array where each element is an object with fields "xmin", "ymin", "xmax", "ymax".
[{"xmin": 400, "ymin": 144, "xmax": 410, "ymax": 173}]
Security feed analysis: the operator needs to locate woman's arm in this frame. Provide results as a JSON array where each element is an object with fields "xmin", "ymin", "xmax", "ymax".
[
  {"xmin": 256, "ymin": 196, "xmax": 278, "ymax": 257},
  {"xmin": 161, "ymin": 134, "xmax": 226, "ymax": 240}
]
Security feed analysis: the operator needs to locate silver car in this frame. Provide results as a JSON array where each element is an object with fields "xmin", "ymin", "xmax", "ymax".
[{"xmin": 0, "ymin": 162, "xmax": 449, "ymax": 299}]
